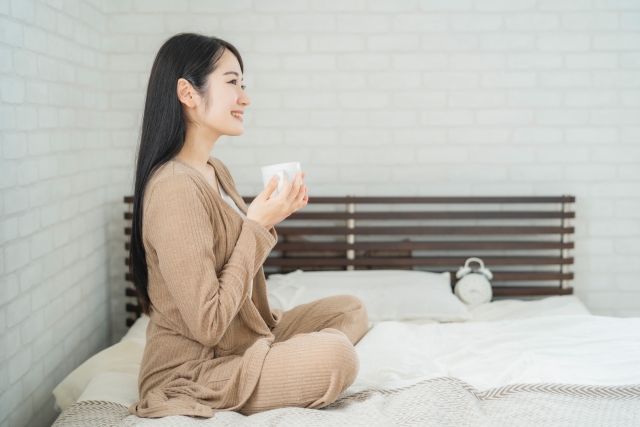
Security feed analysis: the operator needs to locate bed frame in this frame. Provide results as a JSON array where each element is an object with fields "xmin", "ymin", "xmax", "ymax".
[{"xmin": 123, "ymin": 195, "xmax": 575, "ymax": 327}]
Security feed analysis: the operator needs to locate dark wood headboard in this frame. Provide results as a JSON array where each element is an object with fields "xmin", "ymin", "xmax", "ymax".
[{"xmin": 124, "ymin": 195, "xmax": 575, "ymax": 327}]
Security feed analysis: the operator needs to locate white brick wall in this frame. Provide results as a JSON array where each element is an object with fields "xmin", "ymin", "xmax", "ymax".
[
  {"xmin": 101, "ymin": 0, "xmax": 640, "ymax": 326},
  {"xmin": 1, "ymin": 0, "xmax": 640, "ymax": 425},
  {"xmin": 0, "ymin": 1, "xmax": 111, "ymax": 426}
]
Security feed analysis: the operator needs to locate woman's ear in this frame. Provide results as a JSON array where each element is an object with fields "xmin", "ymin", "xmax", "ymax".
[{"xmin": 177, "ymin": 78, "xmax": 198, "ymax": 108}]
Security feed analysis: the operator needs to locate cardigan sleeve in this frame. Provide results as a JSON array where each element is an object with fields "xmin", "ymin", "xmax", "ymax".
[{"xmin": 144, "ymin": 174, "xmax": 276, "ymax": 347}]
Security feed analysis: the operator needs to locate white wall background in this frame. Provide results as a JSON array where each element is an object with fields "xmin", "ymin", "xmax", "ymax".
[
  {"xmin": 0, "ymin": 0, "xmax": 113, "ymax": 426},
  {"xmin": 1, "ymin": 0, "xmax": 639, "ymax": 426}
]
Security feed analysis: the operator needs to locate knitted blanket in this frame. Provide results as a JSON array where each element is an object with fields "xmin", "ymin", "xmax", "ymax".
[{"xmin": 52, "ymin": 377, "xmax": 640, "ymax": 427}]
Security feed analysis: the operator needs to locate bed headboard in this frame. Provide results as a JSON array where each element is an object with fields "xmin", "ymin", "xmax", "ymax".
[{"xmin": 124, "ymin": 195, "xmax": 575, "ymax": 327}]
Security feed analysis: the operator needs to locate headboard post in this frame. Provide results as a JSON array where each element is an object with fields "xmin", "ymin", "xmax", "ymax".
[
  {"xmin": 561, "ymin": 195, "xmax": 572, "ymax": 290},
  {"xmin": 346, "ymin": 195, "xmax": 355, "ymax": 271},
  {"xmin": 123, "ymin": 196, "xmax": 140, "ymax": 327}
]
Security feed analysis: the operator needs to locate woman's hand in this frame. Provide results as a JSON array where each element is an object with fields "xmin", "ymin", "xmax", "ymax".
[{"xmin": 247, "ymin": 172, "xmax": 308, "ymax": 229}]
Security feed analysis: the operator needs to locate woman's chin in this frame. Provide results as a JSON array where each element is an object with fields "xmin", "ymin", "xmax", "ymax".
[{"xmin": 228, "ymin": 127, "xmax": 244, "ymax": 136}]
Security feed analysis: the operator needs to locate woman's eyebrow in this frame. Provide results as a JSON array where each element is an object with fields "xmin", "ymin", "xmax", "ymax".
[{"xmin": 223, "ymin": 71, "xmax": 243, "ymax": 80}]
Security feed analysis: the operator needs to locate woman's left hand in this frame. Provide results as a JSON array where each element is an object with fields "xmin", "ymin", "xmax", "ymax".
[
  {"xmin": 247, "ymin": 172, "xmax": 309, "ymax": 229},
  {"xmin": 270, "ymin": 172, "xmax": 308, "ymax": 225}
]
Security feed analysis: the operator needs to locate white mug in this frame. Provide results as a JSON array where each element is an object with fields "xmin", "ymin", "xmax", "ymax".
[{"xmin": 261, "ymin": 162, "xmax": 302, "ymax": 197}]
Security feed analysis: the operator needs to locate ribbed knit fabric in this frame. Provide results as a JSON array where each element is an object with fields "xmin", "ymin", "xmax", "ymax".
[
  {"xmin": 239, "ymin": 294, "xmax": 369, "ymax": 415},
  {"xmin": 216, "ymin": 177, "xmax": 253, "ymax": 299},
  {"xmin": 129, "ymin": 156, "xmax": 282, "ymax": 418}
]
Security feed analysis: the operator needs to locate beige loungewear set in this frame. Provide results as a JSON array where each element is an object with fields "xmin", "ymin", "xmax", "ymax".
[{"xmin": 128, "ymin": 156, "xmax": 369, "ymax": 418}]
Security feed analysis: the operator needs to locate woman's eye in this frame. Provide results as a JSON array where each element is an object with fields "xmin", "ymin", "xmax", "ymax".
[{"xmin": 230, "ymin": 80, "xmax": 246, "ymax": 90}]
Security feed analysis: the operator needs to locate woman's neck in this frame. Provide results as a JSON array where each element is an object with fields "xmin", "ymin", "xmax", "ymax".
[{"xmin": 177, "ymin": 127, "xmax": 219, "ymax": 175}]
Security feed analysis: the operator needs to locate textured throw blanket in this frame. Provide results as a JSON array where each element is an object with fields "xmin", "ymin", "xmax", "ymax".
[{"xmin": 52, "ymin": 377, "xmax": 640, "ymax": 427}]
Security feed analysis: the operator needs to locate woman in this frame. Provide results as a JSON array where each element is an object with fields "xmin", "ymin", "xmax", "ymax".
[{"xmin": 127, "ymin": 33, "xmax": 369, "ymax": 418}]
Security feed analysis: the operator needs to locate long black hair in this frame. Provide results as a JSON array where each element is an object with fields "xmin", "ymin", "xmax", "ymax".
[{"xmin": 129, "ymin": 33, "xmax": 244, "ymax": 316}]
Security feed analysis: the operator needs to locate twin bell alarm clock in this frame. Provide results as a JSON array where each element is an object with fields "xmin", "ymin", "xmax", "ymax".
[{"xmin": 454, "ymin": 257, "xmax": 494, "ymax": 306}]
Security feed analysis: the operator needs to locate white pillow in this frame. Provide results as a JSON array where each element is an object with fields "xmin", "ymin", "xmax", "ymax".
[
  {"xmin": 266, "ymin": 269, "xmax": 471, "ymax": 323},
  {"xmin": 120, "ymin": 314, "xmax": 150, "ymax": 342},
  {"xmin": 52, "ymin": 338, "xmax": 145, "ymax": 412},
  {"xmin": 76, "ymin": 365, "xmax": 140, "ymax": 408}
]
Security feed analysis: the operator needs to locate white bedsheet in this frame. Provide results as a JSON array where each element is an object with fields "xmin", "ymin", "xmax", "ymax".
[{"xmin": 341, "ymin": 313, "xmax": 640, "ymax": 399}]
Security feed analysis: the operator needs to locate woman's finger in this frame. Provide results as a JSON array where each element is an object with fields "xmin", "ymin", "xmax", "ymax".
[
  {"xmin": 259, "ymin": 175, "xmax": 280, "ymax": 200},
  {"xmin": 276, "ymin": 178, "xmax": 293, "ymax": 201},
  {"xmin": 293, "ymin": 186, "xmax": 307, "ymax": 211},
  {"xmin": 291, "ymin": 198, "xmax": 302, "ymax": 212},
  {"xmin": 286, "ymin": 172, "xmax": 303, "ymax": 204}
]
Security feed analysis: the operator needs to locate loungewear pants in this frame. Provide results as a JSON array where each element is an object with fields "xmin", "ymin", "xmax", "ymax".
[{"xmin": 238, "ymin": 294, "xmax": 370, "ymax": 415}]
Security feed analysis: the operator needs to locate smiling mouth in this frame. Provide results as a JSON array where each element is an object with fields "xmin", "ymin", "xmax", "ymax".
[{"xmin": 231, "ymin": 112, "xmax": 243, "ymax": 122}]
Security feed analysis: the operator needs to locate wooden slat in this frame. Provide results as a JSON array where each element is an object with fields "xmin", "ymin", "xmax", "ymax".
[
  {"xmin": 260, "ymin": 270, "xmax": 574, "ymax": 282},
  {"xmin": 127, "ymin": 271, "xmax": 574, "ymax": 283},
  {"xmin": 274, "ymin": 241, "xmax": 574, "ymax": 251},
  {"xmin": 264, "ymin": 257, "xmax": 573, "ymax": 267},
  {"xmin": 457, "ymin": 272, "xmax": 573, "ymax": 281},
  {"xmin": 128, "ymin": 195, "xmax": 575, "ymax": 204},
  {"xmin": 287, "ymin": 211, "xmax": 575, "ymax": 220},
  {"xmin": 242, "ymin": 196, "xmax": 576, "ymax": 204},
  {"xmin": 126, "ymin": 303, "xmax": 141, "ymax": 314},
  {"xmin": 124, "ymin": 249, "xmax": 575, "ymax": 267},
  {"xmin": 492, "ymin": 286, "xmax": 573, "ymax": 296},
  {"xmin": 273, "ymin": 226, "xmax": 574, "ymax": 235},
  {"xmin": 124, "ymin": 241, "xmax": 576, "ymax": 264},
  {"xmin": 125, "ymin": 249, "xmax": 574, "ymax": 266},
  {"xmin": 125, "ymin": 225, "xmax": 573, "ymax": 236},
  {"xmin": 260, "ymin": 265, "xmax": 573, "ymax": 286},
  {"xmin": 125, "ymin": 210, "xmax": 575, "ymax": 221}
]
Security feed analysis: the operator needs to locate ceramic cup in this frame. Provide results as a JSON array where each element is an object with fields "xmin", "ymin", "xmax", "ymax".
[{"xmin": 261, "ymin": 162, "xmax": 302, "ymax": 197}]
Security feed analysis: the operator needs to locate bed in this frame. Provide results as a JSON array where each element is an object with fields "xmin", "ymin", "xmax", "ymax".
[{"xmin": 50, "ymin": 195, "xmax": 640, "ymax": 426}]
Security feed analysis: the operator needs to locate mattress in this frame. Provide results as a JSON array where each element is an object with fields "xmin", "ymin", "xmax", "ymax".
[{"xmin": 52, "ymin": 296, "xmax": 640, "ymax": 426}]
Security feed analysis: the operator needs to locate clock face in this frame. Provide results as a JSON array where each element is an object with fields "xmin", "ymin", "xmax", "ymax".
[
  {"xmin": 461, "ymin": 288, "xmax": 483, "ymax": 304},
  {"xmin": 455, "ymin": 274, "xmax": 492, "ymax": 305}
]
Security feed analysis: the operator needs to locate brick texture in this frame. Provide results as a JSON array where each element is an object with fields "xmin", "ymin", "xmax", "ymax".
[{"xmin": 0, "ymin": 1, "xmax": 111, "ymax": 427}]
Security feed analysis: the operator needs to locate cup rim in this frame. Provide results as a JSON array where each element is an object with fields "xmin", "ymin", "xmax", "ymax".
[{"xmin": 261, "ymin": 162, "xmax": 301, "ymax": 171}]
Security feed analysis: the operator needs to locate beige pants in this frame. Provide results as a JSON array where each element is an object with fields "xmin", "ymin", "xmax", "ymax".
[{"xmin": 238, "ymin": 294, "xmax": 369, "ymax": 415}]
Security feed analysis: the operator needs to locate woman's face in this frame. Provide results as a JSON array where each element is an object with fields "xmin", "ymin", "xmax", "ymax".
[{"xmin": 180, "ymin": 49, "xmax": 250, "ymax": 138}]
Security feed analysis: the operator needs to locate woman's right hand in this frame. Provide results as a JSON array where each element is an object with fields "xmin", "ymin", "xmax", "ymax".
[{"xmin": 246, "ymin": 172, "xmax": 308, "ymax": 229}]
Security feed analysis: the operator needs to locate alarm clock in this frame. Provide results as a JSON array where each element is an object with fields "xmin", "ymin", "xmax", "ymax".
[{"xmin": 454, "ymin": 257, "xmax": 493, "ymax": 306}]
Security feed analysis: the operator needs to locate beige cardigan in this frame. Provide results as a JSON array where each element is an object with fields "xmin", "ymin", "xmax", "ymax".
[{"xmin": 128, "ymin": 156, "xmax": 282, "ymax": 418}]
